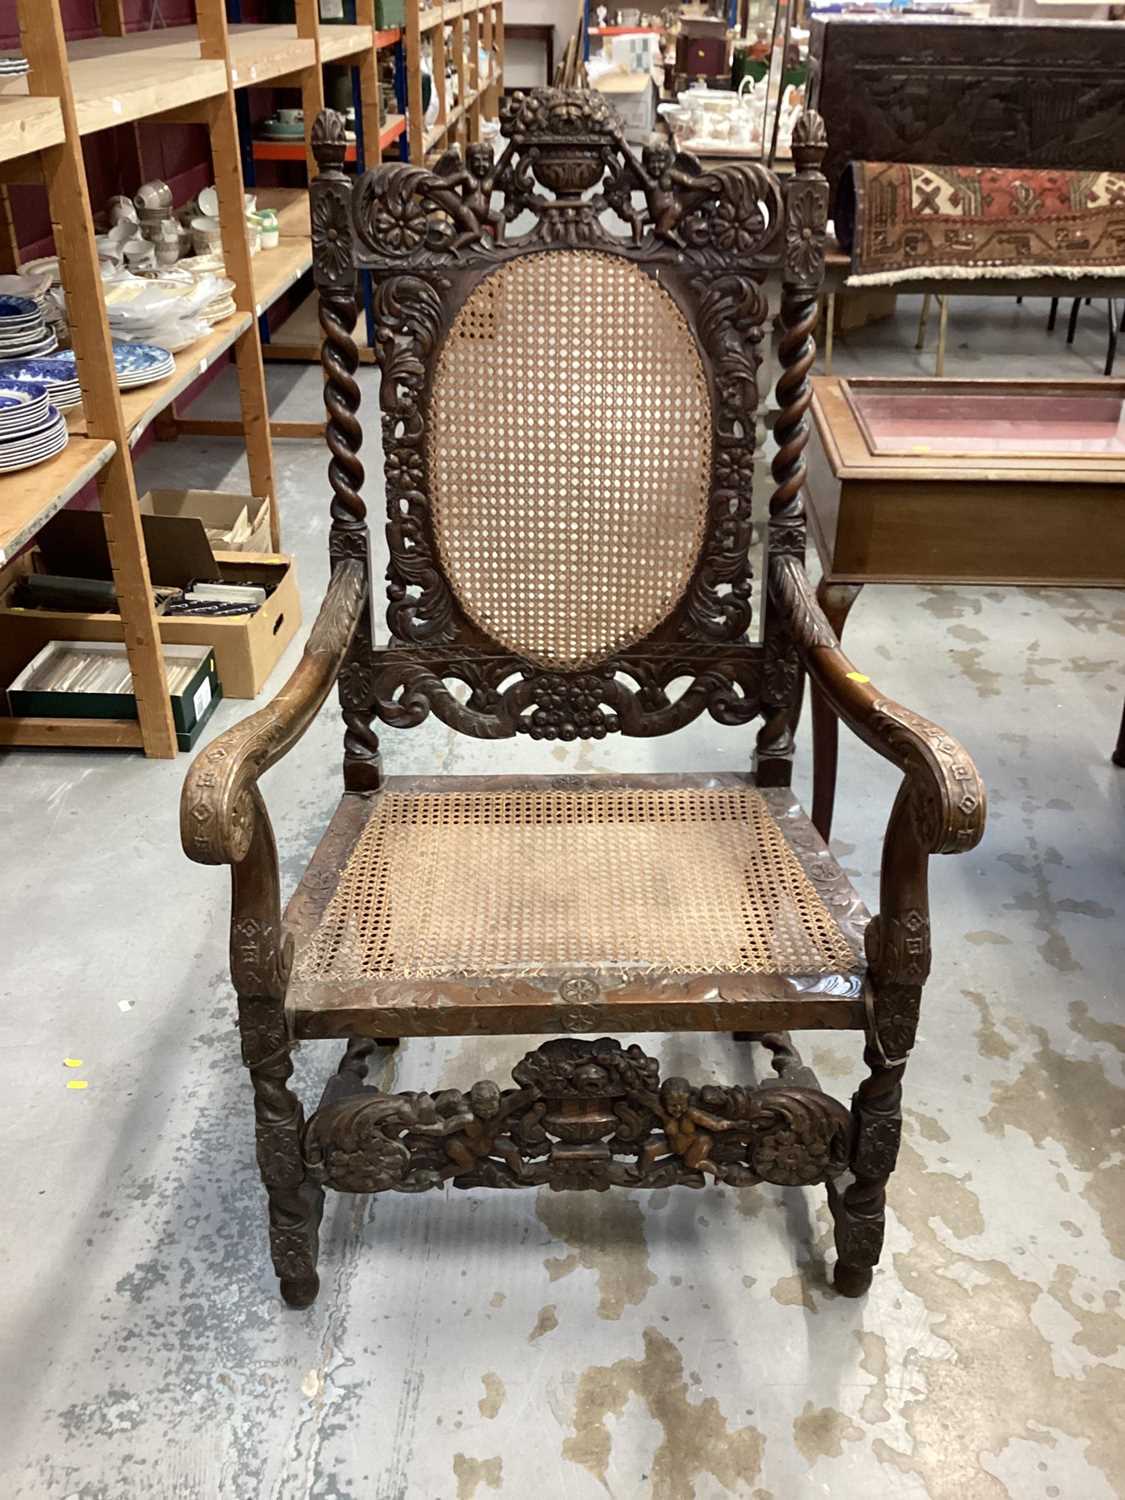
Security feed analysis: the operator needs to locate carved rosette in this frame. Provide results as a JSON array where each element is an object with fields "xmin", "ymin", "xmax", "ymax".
[{"xmin": 303, "ymin": 1037, "xmax": 852, "ymax": 1195}]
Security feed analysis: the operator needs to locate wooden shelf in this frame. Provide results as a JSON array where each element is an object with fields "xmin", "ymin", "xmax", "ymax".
[
  {"xmin": 319, "ymin": 24, "xmax": 375, "ymax": 63},
  {"xmin": 0, "ymin": 717, "xmax": 144, "ymax": 749},
  {"xmin": 254, "ymin": 187, "xmax": 311, "ymax": 239},
  {"xmin": 66, "ymin": 316, "xmax": 252, "ymax": 448},
  {"xmin": 62, "ymin": 30, "xmax": 227, "ymax": 134},
  {"xmin": 253, "ymin": 112, "xmax": 404, "ymax": 162},
  {"xmin": 227, "ymin": 25, "xmax": 318, "ymax": 86},
  {"xmin": 380, "ymin": 113, "xmax": 407, "ymax": 150},
  {"xmin": 263, "ymin": 290, "xmax": 377, "ymax": 365},
  {"xmin": 0, "ymin": 95, "xmax": 65, "ymax": 164},
  {"xmin": 0, "ymin": 24, "xmax": 333, "ymax": 136},
  {"xmin": 0, "ymin": 436, "xmax": 116, "ymax": 566},
  {"xmin": 251, "ymin": 236, "xmax": 314, "ymax": 315},
  {"xmin": 425, "ymin": 103, "xmax": 463, "ymax": 150}
]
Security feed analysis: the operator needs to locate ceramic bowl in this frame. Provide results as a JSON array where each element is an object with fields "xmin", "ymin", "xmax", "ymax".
[
  {"xmin": 197, "ymin": 185, "xmax": 220, "ymax": 218},
  {"xmin": 190, "ymin": 216, "xmax": 223, "ymax": 254},
  {"xmin": 134, "ymin": 179, "xmax": 172, "ymax": 212}
]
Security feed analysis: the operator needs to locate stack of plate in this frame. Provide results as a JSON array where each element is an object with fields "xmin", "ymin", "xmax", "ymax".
[
  {"xmin": 0, "ymin": 339, "xmax": 174, "ymax": 409},
  {"xmin": 0, "ymin": 294, "xmax": 57, "ymax": 359},
  {"xmin": 0, "ymin": 56, "xmax": 29, "ymax": 78},
  {"xmin": 0, "ymin": 380, "xmax": 67, "ymax": 475},
  {"xmin": 0, "ymin": 355, "xmax": 82, "ymax": 411},
  {"xmin": 115, "ymin": 340, "xmax": 175, "ymax": 387}
]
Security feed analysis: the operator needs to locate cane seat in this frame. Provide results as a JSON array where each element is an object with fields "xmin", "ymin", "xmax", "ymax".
[{"xmin": 285, "ymin": 775, "xmax": 870, "ymax": 1039}]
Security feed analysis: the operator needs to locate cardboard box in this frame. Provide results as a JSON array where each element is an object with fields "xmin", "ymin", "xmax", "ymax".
[
  {"xmin": 832, "ymin": 288, "xmax": 898, "ymax": 334},
  {"xmin": 138, "ymin": 488, "xmax": 271, "ymax": 554},
  {"xmin": 8, "ymin": 639, "xmax": 221, "ymax": 751},
  {"xmin": 593, "ymin": 71, "xmax": 656, "ymax": 143},
  {"xmin": 0, "ymin": 510, "xmax": 302, "ymax": 699}
]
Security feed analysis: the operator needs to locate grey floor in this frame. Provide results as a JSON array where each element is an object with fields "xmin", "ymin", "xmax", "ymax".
[{"xmin": 2, "ymin": 295, "xmax": 1123, "ymax": 1500}]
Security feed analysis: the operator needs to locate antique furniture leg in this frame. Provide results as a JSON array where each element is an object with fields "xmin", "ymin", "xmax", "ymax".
[
  {"xmin": 810, "ymin": 579, "xmax": 862, "ymax": 843},
  {"xmin": 770, "ymin": 555, "xmax": 985, "ymax": 1293},
  {"xmin": 1105, "ymin": 298, "xmax": 1117, "ymax": 379},
  {"xmin": 827, "ymin": 1042, "xmax": 903, "ymax": 1296},
  {"xmin": 915, "ymin": 293, "xmax": 930, "ymax": 351},
  {"xmin": 234, "ymin": 797, "xmax": 324, "ymax": 1308},
  {"xmin": 935, "ymin": 294, "xmax": 948, "ymax": 377},
  {"xmin": 1047, "ymin": 296, "xmax": 1059, "ymax": 331},
  {"xmin": 1113, "ymin": 695, "xmax": 1125, "ymax": 767},
  {"xmin": 823, "ymin": 293, "xmax": 834, "ymax": 374}
]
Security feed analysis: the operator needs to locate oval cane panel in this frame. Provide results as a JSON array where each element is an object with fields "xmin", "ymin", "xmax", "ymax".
[{"xmin": 427, "ymin": 250, "xmax": 713, "ymax": 671}]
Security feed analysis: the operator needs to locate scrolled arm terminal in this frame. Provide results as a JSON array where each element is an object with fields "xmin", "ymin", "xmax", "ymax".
[{"xmin": 181, "ymin": 559, "xmax": 368, "ymax": 867}]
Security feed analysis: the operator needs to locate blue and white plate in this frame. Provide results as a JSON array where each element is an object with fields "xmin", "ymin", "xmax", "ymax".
[
  {"xmin": 0, "ymin": 339, "xmax": 173, "ymax": 401},
  {"xmin": 0, "ymin": 357, "xmax": 82, "ymax": 411},
  {"xmin": 112, "ymin": 340, "xmax": 175, "ymax": 386},
  {"xmin": 0, "ymin": 407, "xmax": 67, "ymax": 473},
  {"xmin": 0, "ymin": 293, "xmax": 42, "ymax": 323},
  {"xmin": 0, "ymin": 380, "xmax": 49, "ymax": 435}
]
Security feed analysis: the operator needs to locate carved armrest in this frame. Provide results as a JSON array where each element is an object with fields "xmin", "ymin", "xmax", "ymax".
[
  {"xmin": 771, "ymin": 555, "xmax": 986, "ymax": 1063},
  {"xmin": 181, "ymin": 559, "xmax": 367, "ymax": 867},
  {"xmin": 771, "ymin": 555, "xmax": 986, "ymax": 858}
]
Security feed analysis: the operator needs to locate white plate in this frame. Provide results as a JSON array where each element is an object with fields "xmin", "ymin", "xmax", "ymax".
[
  {"xmin": 0, "ymin": 428, "xmax": 67, "ymax": 470},
  {"xmin": 0, "ymin": 415, "xmax": 65, "ymax": 445}
]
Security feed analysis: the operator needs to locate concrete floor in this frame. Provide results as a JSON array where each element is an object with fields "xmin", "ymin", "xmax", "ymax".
[{"xmin": 1, "ymin": 295, "xmax": 1123, "ymax": 1500}]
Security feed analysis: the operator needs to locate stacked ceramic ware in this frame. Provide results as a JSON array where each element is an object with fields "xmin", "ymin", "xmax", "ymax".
[
  {"xmin": 0, "ymin": 294, "xmax": 57, "ymax": 360},
  {"xmin": 0, "ymin": 355, "xmax": 81, "ymax": 411},
  {"xmin": 0, "ymin": 380, "xmax": 67, "ymax": 474},
  {"xmin": 0, "ymin": 55, "xmax": 29, "ymax": 78},
  {"xmin": 113, "ymin": 339, "xmax": 175, "ymax": 387},
  {"xmin": 0, "ymin": 338, "xmax": 174, "ymax": 412}
]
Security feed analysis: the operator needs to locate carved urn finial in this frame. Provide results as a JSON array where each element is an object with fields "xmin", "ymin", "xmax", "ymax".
[
  {"xmin": 501, "ymin": 87, "xmax": 623, "ymax": 195},
  {"xmin": 790, "ymin": 110, "xmax": 828, "ymax": 175},
  {"xmin": 312, "ymin": 109, "xmax": 349, "ymax": 172}
]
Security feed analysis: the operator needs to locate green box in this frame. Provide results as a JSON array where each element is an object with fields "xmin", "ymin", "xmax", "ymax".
[
  {"xmin": 8, "ymin": 641, "xmax": 223, "ymax": 751},
  {"xmin": 377, "ymin": 0, "xmax": 405, "ymax": 30}
]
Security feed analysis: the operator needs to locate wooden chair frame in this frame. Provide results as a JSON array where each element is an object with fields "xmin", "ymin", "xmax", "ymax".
[{"xmin": 181, "ymin": 90, "xmax": 985, "ymax": 1309}]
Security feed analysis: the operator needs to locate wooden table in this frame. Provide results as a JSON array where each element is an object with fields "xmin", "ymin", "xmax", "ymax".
[{"xmin": 803, "ymin": 375, "xmax": 1125, "ymax": 836}]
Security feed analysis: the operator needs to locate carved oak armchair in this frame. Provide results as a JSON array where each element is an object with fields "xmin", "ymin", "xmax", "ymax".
[{"xmin": 181, "ymin": 90, "xmax": 985, "ymax": 1309}]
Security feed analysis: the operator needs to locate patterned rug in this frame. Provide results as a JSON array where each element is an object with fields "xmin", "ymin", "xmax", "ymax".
[{"xmin": 837, "ymin": 161, "xmax": 1125, "ymax": 285}]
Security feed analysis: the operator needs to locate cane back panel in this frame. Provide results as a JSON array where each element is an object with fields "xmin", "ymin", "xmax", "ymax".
[
  {"xmin": 310, "ymin": 90, "xmax": 829, "ymax": 744},
  {"xmin": 429, "ymin": 251, "xmax": 713, "ymax": 672}
]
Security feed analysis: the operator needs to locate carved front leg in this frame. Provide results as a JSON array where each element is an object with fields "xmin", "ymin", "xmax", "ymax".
[
  {"xmin": 239, "ymin": 996, "xmax": 324, "ymax": 1308},
  {"xmin": 231, "ymin": 797, "xmax": 324, "ymax": 1308},
  {"xmin": 828, "ymin": 1041, "xmax": 905, "ymax": 1297}
]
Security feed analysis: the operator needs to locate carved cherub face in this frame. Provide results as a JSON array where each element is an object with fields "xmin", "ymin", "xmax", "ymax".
[
  {"xmin": 643, "ymin": 141, "xmax": 672, "ymax": 179},
  {"xmin": 470, "ymin": 1079, "xmax": 502, "ymax": 1119},
  {"xmin": 660, "ymin": 1078, "xmax": 691, "ymax": 1117},
  {"xmin": 466, "ymin": 142, "xmax": 494, "ymax": 180}
]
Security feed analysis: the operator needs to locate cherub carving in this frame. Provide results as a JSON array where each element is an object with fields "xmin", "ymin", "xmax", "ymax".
[
  {"xmin": 637, "ymin": 141, "xmax": 709, "ymax": 244},
  {"xmin": 440, "ymin": 1081, "xmax": 526, "ymax": 1179},
  {"xmin": 429, "ymin": 143, "xmax": 504, "ymax": 249},
  {"xmin": 640, "ymin": 1077, "xmax": 737, "ymax": 1177}
]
